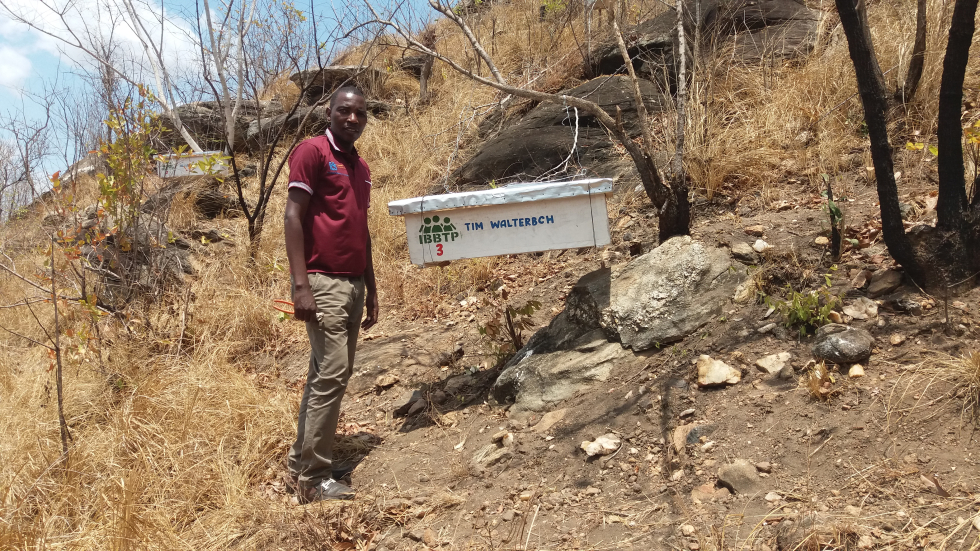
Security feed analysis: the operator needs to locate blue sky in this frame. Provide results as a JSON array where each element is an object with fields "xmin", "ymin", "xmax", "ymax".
[{"xmin": 0, "ymin": 0, "xmax": 426, "ymax": 174}]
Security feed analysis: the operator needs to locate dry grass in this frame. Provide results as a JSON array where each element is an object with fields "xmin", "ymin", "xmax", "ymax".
[{"xmin": 2, "ymin": 0, "xmax": 980, "ymax": 548}]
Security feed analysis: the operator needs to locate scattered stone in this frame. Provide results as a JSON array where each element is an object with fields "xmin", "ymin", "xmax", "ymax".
[
  {"xmin": 385, "ymin": 498, "xmax": 412, "ymax": 512},
  {"xmin": 679, "ymin": 408, "xmax": 696, "ymax": 418},
  {"xmin": 752, "ymin": 239, "xmax": 772, "ymax": 253},
  {"xmin": 765, "ymin": 491, "xmax": 782, "ymax": 502},
  {"xmin": 408, "ymin": 528, "xmax": 425, "ymax": 541},
  {"xmin": 731, "ymin": 242, "xmax": 759, "ymax": 263},
  {"xmin": 501, "ymin": 509, "xmax": 516, "ymax": 522},
  {"xmin": 857, "ymin": 535, "xmax": 875, "ymax": 549},
  {"xmin": 581, "ymin": 433, "xmax": 621, "ymax": 457},
  {"xmin": 533, "ymin": 408, "xmax": 567, "ymax": 433},
  {"xmin": 812, "ymin": 324, "xmax": 874, "ymax": 364},
  {"xmin": 889, "ymin": 333, "xmax": 906, "ymax": 346},
  {"xmin": 756, "ymin": 352, "xmax": 791, "ymax": 374},
  {"xmin": 445, "ymin": 374, "xmax": 476, "ymax": 394},
  {"xmin": 973, "ymin": 516, "xmax": 980, "ymax": 531},
  {"xmin": 744, "ymin": 225, "xmax": 766, "ymax": 237},
  {"xmin": 375, "ymin": 373, "xmax": 399, "ymax": 389},
  {"xmin": 681, "ymin": 524, "xmax": 696, "ymax": 536},
  {"xmin": 470, "ymin": 443, "xmax": 512, "ymax": 473},
  {"xmin": 848, "ymin": 364, "xmax": 865, "ymax": 378},
  {"xmin": 491, "ymin": 430, "xmax": 510, "ymax": 443},
  {"xmin": 691, "ymin": 483, "xmax": 729, "ymax": 502},
  {"xmin": 843, "ymin": 297, "xmax": 878, "ymax": 320},
  {"xmin": 844, "ymin": 505, "xmax": 863, "ymax": 517},
  {"xmin": 868, "ymin": 269, "xmax": 903, "ymax": 298},
  {"xmin": 755, "ymin": 462, "xmax": 772, "ymax": 473},
  {"xmin": 429, "ymin": 390, "xmax": 447, "ymax": 404},
  {"xmin": 881, "ymin": 291, "xmax": 922, "ymax": 315},
  {"xmin": 717, "ymin": 459, "xmax": 764, "ymax": 495},
  {"xmin": 778, "ymin": 364, "xmax": 796, "ymax": 380},
  {"xmin": 423, "ymin": 528, "xmax": 438, "ymax": 547},
  {"xmin": 585, "ymin": 486, "xmax": 602, "ymax": 495},
  {"xmin": 697, "ymin": 355, "xmax": 741, "ymax": 387},
  {"xmin": 407, "ymin": 398, "xmax": 428, "ymax": 416},
  {"xmin": 394, "ymin": 390, "xmax": 422, "ymax": 416},
  {"xmin": 814, "ymin": 236, "xmax": 829, "ymax": 246},
  {"xmin": 850, "ymin": 269, "xmax": 873, "ymax": 289},
  {"xmin": 757, "ymin": 323, "xmax": 777, "ymax": 334},
  {"xmin": 828, "ymin": 311, "xmax": 843, "ymax": 323},
  {"xmin": 673, "ymin": 424, "xmax": 695, "ymax": 453}
]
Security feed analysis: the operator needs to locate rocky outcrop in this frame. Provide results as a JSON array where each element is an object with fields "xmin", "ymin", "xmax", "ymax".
[
  {"xmin": 452, "ymin": 76, "xmax": 669, "ymax": 189},
  {"xmin": 156, "ymin": 100, "xmax": 277, "ymax": 153},
  {"xmin": 492, "ymin": 237, "xmax": 747, "ymax": 408},
  {"xmin": 591, "ymin": 0, "xmax": 821, "ymax": 81},
  {"xmin": 726, "ymin": 0, "xmax": 823, "ymax": 61},
  {"xmin": 141, "ymin": 175, "xmax": 241, "ymax": 219},
  {"xmin": 158, "ymin": 68, "xmax": 394, "ymax": 154},
  {"xmin": 600, "ymin": 236, "xmax": 748, "ymax": 350},
  {"xmin": 289, "ymin": 66, "xmax": 387, "ymax": 105},
  {"xmin": 492, "ymin": 331, "xmax": 628, "ymax": 412}
]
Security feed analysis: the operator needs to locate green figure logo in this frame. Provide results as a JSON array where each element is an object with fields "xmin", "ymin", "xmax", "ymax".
[{"xmin": 419, "ymin": 215, "xmax": 460, "ymax": 246}]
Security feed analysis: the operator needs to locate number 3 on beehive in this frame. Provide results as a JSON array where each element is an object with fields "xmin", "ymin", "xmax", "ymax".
[{"xmin": 436, "ymin": 244, "xmax": 444, "ymax": 256}]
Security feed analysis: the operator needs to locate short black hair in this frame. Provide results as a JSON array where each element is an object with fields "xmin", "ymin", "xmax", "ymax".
[{"xmin": 330, "ymin": 84, "xmax": 366, "ymax": 107}]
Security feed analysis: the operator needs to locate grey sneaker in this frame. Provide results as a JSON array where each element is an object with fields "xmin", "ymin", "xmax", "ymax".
[{"xmin": 299, "ymin": 478, "xmax": 355, "ymax": 503}]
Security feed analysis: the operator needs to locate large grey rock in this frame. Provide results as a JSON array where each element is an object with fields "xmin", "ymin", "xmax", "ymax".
[
  {"xmin": 452, "ymin": 76, "xmax": 669, "ymax": 188},
  {"xmin": 244, "ymin": 106, "xmax": 330, "ymax": 152},
  {"xmin": 591, "ymin": 0, "xmax": 820, "ymax": 80},
  {"xmin": 289, "ymin": 66, "xmax": 387, "ymax": 105},
  {"xmin": 725, "ymin": 0, "xmax": 822, "ymax": 61},
  {"xmin": 717, "ymin": 459, "xmax": 764, "ymax": 495},
  {"xmin": 601, "ymin": 236, "xmax": 747, "ymax": 350},
  {"xmin": 811, "ymin": 324, "xmax": 874, "ymax": 364},
  {"xmin": 158, "ymin": 100, "xmax": 267, "ymax": 152},
  {"xmin": 492, "ymin": 333, "xmax": 628, "ymax": 412},
  {"xmin": 492, "ymin": 238, "xmax": 745, "ymax": 407}
]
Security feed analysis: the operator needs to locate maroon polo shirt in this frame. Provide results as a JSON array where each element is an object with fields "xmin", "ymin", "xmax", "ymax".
[{"xmin": 288, "ymin": 129, "xmax": 372, "ymax": 276}]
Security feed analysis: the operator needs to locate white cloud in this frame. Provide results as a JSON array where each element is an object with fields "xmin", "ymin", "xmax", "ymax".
[
  {"xmin": 0, "ymin": 45, "xmax": 31, "ymax": 89},
  {"xmin": 0, "ymin": 0, "xmax": 202, "ymax": 93}
]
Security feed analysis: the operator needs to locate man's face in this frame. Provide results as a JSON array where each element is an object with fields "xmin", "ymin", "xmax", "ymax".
[{"xmin": 328, "ymin": 92, "xmax": 368, "ymax": 147}]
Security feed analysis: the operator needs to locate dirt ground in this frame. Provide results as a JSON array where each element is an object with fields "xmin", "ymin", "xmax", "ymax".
[{"xmin": 257, "ymin": 174, "xmax": 980, "ymax": 551}]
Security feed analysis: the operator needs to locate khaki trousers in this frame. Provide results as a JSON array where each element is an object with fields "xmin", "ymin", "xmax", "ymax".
[{"xmin": 288, "ymin": 273, "xmax": 365, "ymax": 487}]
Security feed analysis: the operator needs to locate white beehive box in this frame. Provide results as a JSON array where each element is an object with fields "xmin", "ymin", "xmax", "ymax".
[
  {"xmin": 388, "ymin": 179, "xmax": 613, "ymax": 266},
  {"xmin": 156, "ymin": 151, "xmax": 229, "ymax": 178}
]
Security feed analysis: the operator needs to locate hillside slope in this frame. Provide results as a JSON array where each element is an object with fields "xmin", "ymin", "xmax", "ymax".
[{"xmin": 1, "ymin": 0, "xmax": 979, "ymax": 548}]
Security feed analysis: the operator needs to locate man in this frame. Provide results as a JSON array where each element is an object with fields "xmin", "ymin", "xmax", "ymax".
[{"xmin": 284, "ymin": 85, "xmax": 379, "ymax": 503}]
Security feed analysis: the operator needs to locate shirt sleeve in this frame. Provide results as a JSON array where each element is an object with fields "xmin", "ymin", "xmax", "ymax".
[{"xmin": 287, "ymin": 141, "xmax": 321, "ymax": 195}]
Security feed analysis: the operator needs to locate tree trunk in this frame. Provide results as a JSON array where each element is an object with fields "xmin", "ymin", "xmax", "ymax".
[
  {"xmin": 835, "ymin": 0, "xmax": 925, "ymax": 284},
  {"xmin": 898, "ymin": 0, "xmax": 927, "ymax": 104},
  {"xmin": 935, "ymin": 0, "xmax": 978, "ymax": 230},
  {"xmin": 420, "ymin": 56, "xmax": 434, "ymax": 102},
  {"xmin": 669, "ymin": 0, "xmax": 690, "ymax": 244}
]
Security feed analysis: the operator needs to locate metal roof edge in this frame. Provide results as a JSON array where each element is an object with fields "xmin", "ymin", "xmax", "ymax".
[{"xmin": 388, "ymin": 178, "xmax": 614, "ymax": 216}]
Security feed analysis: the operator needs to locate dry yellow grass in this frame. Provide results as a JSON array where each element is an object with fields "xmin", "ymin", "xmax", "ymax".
[{"xmin": 2, "ymin": 0, "xmax": 980, "ymax": 548}]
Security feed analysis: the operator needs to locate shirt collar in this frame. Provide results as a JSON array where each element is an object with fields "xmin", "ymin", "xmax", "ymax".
[{"xmin": 325, "ymin": 128, "xmax": 358, "ymax": 157}]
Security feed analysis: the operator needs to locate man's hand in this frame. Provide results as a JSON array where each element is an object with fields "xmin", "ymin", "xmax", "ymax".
[
  {"xmin": 292, "ymin": 285, "xmax": 318, "ymax": 323},
  {"xmin": 362, "ymin": 290, "xmax": 379, "ymax": 330}
]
